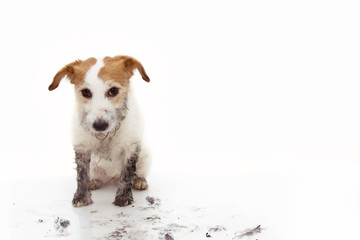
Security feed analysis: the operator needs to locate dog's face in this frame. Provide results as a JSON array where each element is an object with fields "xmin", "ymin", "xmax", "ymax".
[{"xmin": 49, "ymin": 56, "xmax": 149, "ymax": 137}]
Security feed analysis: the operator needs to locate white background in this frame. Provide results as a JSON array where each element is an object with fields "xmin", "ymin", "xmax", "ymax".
[{"xmin": 0, "ymin": 0, "xmax": 359, "ymax": 239}]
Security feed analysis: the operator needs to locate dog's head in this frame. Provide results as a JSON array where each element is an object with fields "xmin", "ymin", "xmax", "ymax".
[{"xmin": 49, "ymin": 55, "xmax": 149, "ymax": 138}]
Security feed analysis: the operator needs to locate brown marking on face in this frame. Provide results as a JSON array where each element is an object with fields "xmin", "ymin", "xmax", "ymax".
[
  {"xmin": 106, "ymin": 82, "xmax": 129, "ymax": 107},
  {"xmin": 48, "ymin": 57, "xmax": 97, "ymax": 91},
  {"xmin": 74, "ymin": 82, "xmax": 92, "ymax": 106},
  {"xmin": 99, "ymin": 56, "xmax": 131, "ymax": 88},
  {"xmin": 98, "ymin": 55, "xmax": 150, "ymax": 106},
  {"xmin": 98, "ymin": 55, "xmax": 150, "ymax": 86}
]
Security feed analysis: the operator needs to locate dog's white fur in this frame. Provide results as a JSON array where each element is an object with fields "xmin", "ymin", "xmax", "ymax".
[{"xmin": 71, "ymin": 57, "xmax": 151, "ymax": 185}]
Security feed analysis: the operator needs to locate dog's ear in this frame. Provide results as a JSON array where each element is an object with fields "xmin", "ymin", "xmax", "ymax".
[
  {"xmin": 48, "ymin": 60, "xmax": 83, "ymax": 91},
  {"xmin": 123, "ymin": 57, "xmax": 150, "ymax": 82}
]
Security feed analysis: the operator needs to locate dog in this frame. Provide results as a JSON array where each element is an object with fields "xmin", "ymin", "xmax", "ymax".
[{"xmin": 49, "ymin": 55, "xmax": 151, "ymax": 207}]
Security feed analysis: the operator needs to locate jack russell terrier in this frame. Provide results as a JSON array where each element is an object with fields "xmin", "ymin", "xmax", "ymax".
[{"xmin": 49, "ymin": 55, "xmax": 151, "ymax": 207}]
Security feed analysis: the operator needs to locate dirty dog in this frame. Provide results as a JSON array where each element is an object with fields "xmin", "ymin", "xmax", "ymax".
[{"xmin": 48, "ymin": 55, "xmax": 151, "ymax": 207}]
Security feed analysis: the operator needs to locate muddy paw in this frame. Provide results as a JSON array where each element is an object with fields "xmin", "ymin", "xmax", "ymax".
[
  {"xmin": 89, "ymin": 179, "xmax": 103, "ymax": 190},
  {"xmin": 133, "ymin": 176, "xmax": 148, "ymax": 190},
  {"xmin": 72, "ymin": 193, "xmax": 93, "ymax": 207},
  {"xmin": 113, "ymin": 194, "xmax": 133, "ymax": 207}
]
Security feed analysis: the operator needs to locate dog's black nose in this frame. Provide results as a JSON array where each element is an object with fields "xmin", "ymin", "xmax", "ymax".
[{"xmin": 93, "ymin": 119, "xmax": 109, "ymax": 132}]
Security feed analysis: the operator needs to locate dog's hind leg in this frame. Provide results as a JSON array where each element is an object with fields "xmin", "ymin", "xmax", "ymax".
[
  {"xmin": 132, "ymin": 146, "xmax": 151, "ymax": 190},
  {"xmin": 89, "ymin": 179, "xmax": 103, "ymax": 190},
  {"xmin": 132, "ymin": 175, "xmax": 148, "ymax": 190},
  {"xmin": 89, "ymin": 160, "xmax": 106, "ymax": 190}
]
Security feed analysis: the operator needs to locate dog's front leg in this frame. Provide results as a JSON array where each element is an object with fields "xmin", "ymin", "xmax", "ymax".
[
  {"xmin": 113, "ymin": 152, "xmax": 138, "ymax": 207},
  {"xmin": 72, "ymin": 151, "xmax": 93, "ymax": 207}
]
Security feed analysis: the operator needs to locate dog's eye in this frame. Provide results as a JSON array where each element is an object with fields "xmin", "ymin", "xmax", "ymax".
[
  {"xmin": 107, "ymin": 87, "xmax": 119, "ymax": 97},
  {"xmin": 81, "ymin": 88, "xmax": 92, "ymax": 98}
]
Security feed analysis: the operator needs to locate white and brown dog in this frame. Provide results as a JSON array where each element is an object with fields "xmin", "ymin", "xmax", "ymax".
[{"xmin": 49, "ymin": 55, "xmax": 151, "ymax": 207}]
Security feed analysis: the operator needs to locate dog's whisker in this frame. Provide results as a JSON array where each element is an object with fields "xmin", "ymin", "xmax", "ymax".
[{"xmin": 112, "ymin": 125, "xmax": 120, "ymax": 137}]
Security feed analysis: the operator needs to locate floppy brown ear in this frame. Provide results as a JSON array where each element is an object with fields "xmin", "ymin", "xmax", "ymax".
[
  {"xmin": 124, "ymin": 57, "xmax": 150, "ymax": 82},
  {"xmin": 48, "ymin": 60, "xmax": 82, "ymax": 91}
]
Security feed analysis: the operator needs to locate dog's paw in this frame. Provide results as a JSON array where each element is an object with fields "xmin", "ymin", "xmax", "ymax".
[
  {"xmin": 72, "ymin": 193, "xmax": 93, "ymax": 207},
  {"xmin": 132, "ymin": 176, "xmax": 148, "ymax": 190},
  {"xmin": 89, "ymin": 179, "xmax": 103, "ymax": 190},
  {"xmin": 113, "ymin": 194, "xmax": 133, "ymax": 207}
]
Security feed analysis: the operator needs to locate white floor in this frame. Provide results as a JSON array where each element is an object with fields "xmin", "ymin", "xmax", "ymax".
[
  {"xmin": 2, "ymin": 156, "xmax": 360, "ymax": 240},
  {"xmin": 1, "ymin": 0, "xmax": 359, "ymax": 239}
]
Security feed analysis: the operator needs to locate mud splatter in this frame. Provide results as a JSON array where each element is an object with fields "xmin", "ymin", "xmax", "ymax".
[
  {"xmin": 145, "ymin": 215, "xmax": 161, "ymax": 224},
  {"xmin": 116, "ymin": 212, "xmax": 128, "ymax": 218},
  {"xmin": 208, "ymin": 225, "xmax": 227, "ymax": 233},
  {"xmin": 233, "ymin": 225, "xmax": 262, "ymax": 239},
  {"xmin": 206, "ymin": 225, "xmax": 227, "ymax": 238},
  {"xmin": 108, "ymin": 227, "xmax": 127, "ymax": 239},
  {"xmin": 146, "ymin": 196, "xmax": 161, "ymax": 209},
  {"xmin": 159, "ymin": 228, "xmax": 174, "ymax": 240},
  {"xmin": 166, "ymin": 223, "xmax": 187, "ymax": 232},
  {"xmin": 54, "ymin": 217, "xmax": 70, "ymax": 233}
]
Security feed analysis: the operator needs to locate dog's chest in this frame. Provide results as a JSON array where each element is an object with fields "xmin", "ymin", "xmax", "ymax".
[
  {"xmin": 91, "ymin": 138, "xmax": 119, "ymax": 162},
  {"xmin": 89, "ymin": 138, "xmax": 129, "ymax": 180}
]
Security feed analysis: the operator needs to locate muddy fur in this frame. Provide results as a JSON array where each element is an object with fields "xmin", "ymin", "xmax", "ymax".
[
  {"xmin": 73, "ymin": 152, "xmax": 92, "ymax": 207},
  {"xmin": 80, "ymin": 99, "xmax": 128, "ymax": 140},
  {"xmin": 113, "ymin": 148, "xmax": 139, "ymax": 206}
]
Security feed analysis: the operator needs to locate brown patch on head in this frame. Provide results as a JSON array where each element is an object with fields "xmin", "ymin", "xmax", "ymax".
[
  {"xmin": 98, "ymin": 55, "xmax": 150, "ymax": 87},
  {"xmin": 48, "ymin": 57, "xmax": 97, "ymax": 91},
  {"xmin": 97, "ymin": 55, "xmax": 150, "ymax": 107},
  {"xmin": 107, "ymin": 82, "xmax": 129, "ymax": 107}
]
